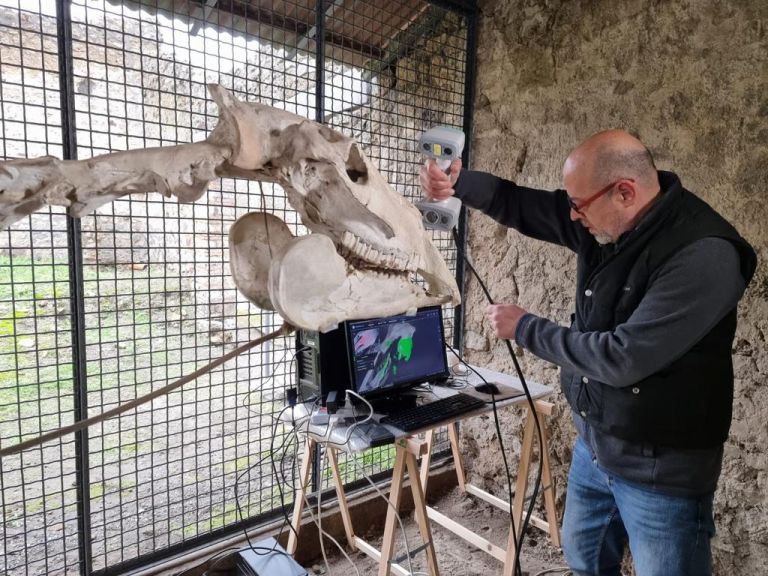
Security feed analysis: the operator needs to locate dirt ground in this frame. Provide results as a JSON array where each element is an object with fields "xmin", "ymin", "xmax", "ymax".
[{"xmin": 303, "ymin": 486, "xmax": 569, "ymax": 576}]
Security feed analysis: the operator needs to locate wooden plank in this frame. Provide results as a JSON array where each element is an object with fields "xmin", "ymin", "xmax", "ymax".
[
  {"xmin": 328, "ymin": 448, "xmax": 356, "ymax": 550},
  {"xmin": 464, "ymin": 484, "xmax": 550, "ymax": 533},
  {"xmin": 447, "ymin": 422, "xmax": 466, "ymax": 491},
  {"xmin": 405, "ymin": 450, "xmax": 440, "ymax": 575},
  {"xmin": 288, "ymin": 437, "xmax": 315, "ymax": 555},
  {"xmin": 533, "ymin": 400, "xmax": 554, "ymax": 416},
  {"xmin": 504, "ymin": 409, "xmax": 535, "ymax": 576},
  {"xmin": 378, "ymin": 446, "xmax": 408, "ymax": 576},
  {"xmin": 426, "ymin": 506, "xmax": 506, "ymax": 562},
  {"xmin": 354, "ymin": 537, "xmax": 410, "ymax": 576},
  {"xmin": 537, "ymin": 413, "xmax": 561, "ymax": 547},
  {"xmin": 464, "ymin": 484, "xmax": 508, "ymax": 512},
  {"xmin": 419, "ymin": 428, "xmax": 436, "ymax": 494},
  {"xmin": 399, "ymin": 436, "xmax": 428, "ymax": 457}
]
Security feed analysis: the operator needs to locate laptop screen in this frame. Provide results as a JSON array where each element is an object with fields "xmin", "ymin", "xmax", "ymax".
[{"xmin": 346, "ymin": 306, "xmax": 449, "ymax": 397}]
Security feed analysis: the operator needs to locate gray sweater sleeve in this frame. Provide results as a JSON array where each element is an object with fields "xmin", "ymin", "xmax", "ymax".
[{"xmin": 515, "ymin": 237, "xmax": 747, "ymax": 388}]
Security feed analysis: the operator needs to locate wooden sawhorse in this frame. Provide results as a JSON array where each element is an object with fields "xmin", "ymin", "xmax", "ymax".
[
  {"xmin": 419, "ymin": 399, "xmax": 560, "ymax": 576},
  {"xmin": 287, "ymin": 399, "xmax": 559, "ymax": 576},
  {"xmin": 287, "ymin": 435, "xmax": 440, "ymax": 575}
]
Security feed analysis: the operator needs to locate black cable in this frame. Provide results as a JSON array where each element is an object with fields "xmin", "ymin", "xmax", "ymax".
[
  {"xmin": 233, "ymin": 413, "xmax": 298, "ymax": 549},
  {"xmin": 242, "ymin": 345, "xmax": 310, "ymax": 415},
  {"xmin": 235, "ymin": 344, "xmax": 314, "ymax": 547},
  {"xmin": 444, "ymin": 342, "xmax": 521, "ymax": 576},
  {"xmin": 452, "ymin": 227, "xmax": 545, "ymax": 576},
  {"xmin": 176, "ymin": 546, "xmax": 241, "ymax": 576},
  {"xmin": 194, "ymin": 393, "xmax": 306, "ymax": 574},
  {"xmin": 209, "ymin": 470, "xmax": 291, "ymax": 575}
]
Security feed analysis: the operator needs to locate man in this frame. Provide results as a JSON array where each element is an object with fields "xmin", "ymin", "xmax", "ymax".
[{"xmin": 420, "ymin": 130, "xmax": 756, "ymax": 576}]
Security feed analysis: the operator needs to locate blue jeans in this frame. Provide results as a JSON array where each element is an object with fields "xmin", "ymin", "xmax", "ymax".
[{"xmin": 562, "ymin": 438, "xmax": 715, "ymax": 576}]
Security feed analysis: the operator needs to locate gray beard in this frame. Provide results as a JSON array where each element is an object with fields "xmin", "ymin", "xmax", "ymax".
[{"xmin": 593, "ymin": 232, "xmax": 614, "ymax": 245}]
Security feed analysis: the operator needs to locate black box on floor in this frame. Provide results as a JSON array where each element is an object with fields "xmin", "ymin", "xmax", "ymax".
[{"xmin": 234, "ymin": 537, "xmax": 307, "ymax": 576}]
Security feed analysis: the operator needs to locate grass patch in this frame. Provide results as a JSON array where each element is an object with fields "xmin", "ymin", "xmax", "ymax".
[
  {"xmin": 224, "ymin": 455, "xmax": 252, "ymax": 475},
  {"xmin": 327, "ymin": 444, "xmax": 397, "ymax": 481},
  {"xmin": 120, "ymin": 478, "xmax": 137, "ymax": 495},
  {"xmin": 182, "ymin": 503, "xmax": 248, "ymax": 538},
  {"xmin": 0, "ymin": 255, "xmax": 71, "ymax": 301},
  {"xmin": 0, "ymin": 255, "xmax": 212, "ymax": 404},
  {"xmin": 24, "ymin": 497, "xmax": 45, "ymax": 516},
  {"xmin": 90, "ymin": 482, "xmax": 105, "ymax": 499},
  {"xmin": 0, "ymin": 310, "xmax": 27, "ymax": 338}
]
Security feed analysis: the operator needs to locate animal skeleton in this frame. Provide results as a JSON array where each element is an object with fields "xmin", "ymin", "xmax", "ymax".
[
  {"xmin": 0, "ymin": 84, "xmax": 460, "ymax": 332},
  {"xmin": 0, "ymin": 84, "xmax": 461, "ymax": 457}
]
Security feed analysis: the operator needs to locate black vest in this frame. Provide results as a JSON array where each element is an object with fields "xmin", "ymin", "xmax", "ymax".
[{"xmin": 562, "ymin": 172, "xmax": 757, "ymax": 449}]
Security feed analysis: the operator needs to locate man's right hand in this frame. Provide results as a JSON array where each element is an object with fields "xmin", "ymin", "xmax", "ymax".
[{"xmin": 419, "ymin": 158, "xmax": 462, "ymax": 201}]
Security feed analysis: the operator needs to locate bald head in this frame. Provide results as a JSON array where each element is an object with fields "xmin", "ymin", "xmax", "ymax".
[
  {"xmin": 564, "ymin": 129, "xmax": 659, "ymax": 192},
  {"xmin": 562, "ymin": 130, "xmax": 662, "ymax": 244}
]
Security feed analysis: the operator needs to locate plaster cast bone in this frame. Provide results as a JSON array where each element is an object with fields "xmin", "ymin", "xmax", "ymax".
[{"xmin": 0, "ymin": 84, "xmax": 460, "ymax": 330}]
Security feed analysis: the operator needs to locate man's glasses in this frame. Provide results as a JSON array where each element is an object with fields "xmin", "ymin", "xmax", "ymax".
[{"xmin": 567, "ymin": 179, "xmax": 634, "ymax": 214}]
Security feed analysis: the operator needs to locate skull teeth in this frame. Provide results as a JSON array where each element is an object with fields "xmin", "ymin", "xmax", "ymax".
[{"xmin": 337, "ymin": 231, "xmax": 414, "ymax": 273}]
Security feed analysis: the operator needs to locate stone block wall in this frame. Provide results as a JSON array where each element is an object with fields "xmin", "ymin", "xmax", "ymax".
[{"xmin": 456, "ymin": 1, "xmax": 767, "ymax": 574}]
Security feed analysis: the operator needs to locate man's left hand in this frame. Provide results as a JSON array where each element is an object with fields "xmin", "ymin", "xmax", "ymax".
[{"xmin": 485, "ymin": 304, "xmax": 529, "ymax": 340}]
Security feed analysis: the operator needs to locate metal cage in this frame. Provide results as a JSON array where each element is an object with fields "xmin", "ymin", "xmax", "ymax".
[{"xmin": 0, "ymin": 1, "xmax": 477, "ymax": 574}]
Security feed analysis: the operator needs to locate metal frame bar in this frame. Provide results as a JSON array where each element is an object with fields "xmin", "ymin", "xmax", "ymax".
[
  {"xmin": 56, "ymin": 0, "xmax": 93, "ymax": 574},
  {"xmin": 452, "ymin": 5, "xmax": 477, "ymax": 352},
  {"xmin": 310, "ymin": 0, "xmax": 327, "ymax": 495}
]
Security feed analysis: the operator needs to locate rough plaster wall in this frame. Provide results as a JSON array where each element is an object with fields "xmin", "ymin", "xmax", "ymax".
[{"xmin": 458, "ymin": 1, "xmax": 767, "ymax": 573}]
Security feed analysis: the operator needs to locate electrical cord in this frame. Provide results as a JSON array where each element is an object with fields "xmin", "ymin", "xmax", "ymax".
[
  {"xmin": 445, "ymin": 342, "xmax": 521, "ymax": 574},
  {"xmin": 452, "ymin": 227, "xmax": 545, "ymax": 576},
  {"xmin": 533, "ymin": 568, "xmax": 572, "ymax": 576},
  {"xmin": 289, "ymin": 425, "xmax": 362, "ymax": 576},
  {"xmin": 338, "ymin": 389, "xmax": 374, "ymax": 445},
  {"xmin": 209, "ymin": 371, "xmax": 311, "ymax": 573},
  {"xmin": 267, "ymin": 388, "xmax": 372, "ymax": 575},
  {"xmin": 178, "ymin": 546, "xmax": 241, "ymax": 576},
  {"xmin": 233, "ymin": 348, "xmax": 310, "ymax": 550},
  {"xmin": 234, "ymin": 404, "xmax": 300, "ymax": 547},
  {"xmin": 298, "ymin": 388, "xmax": 425, "ymax": 575},
  {"xmin": 242, "ymin": 345, "xmax": 311, "ymax": 414},
  {"xmin": 346, "ymin": 443, "xmax": 424, "ymax": 576}
]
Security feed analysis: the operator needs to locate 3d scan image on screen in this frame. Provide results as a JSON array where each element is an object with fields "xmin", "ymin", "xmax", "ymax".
[{"xmin": 347, "ymin": 307, "xmax": 448, "ymax": 396}]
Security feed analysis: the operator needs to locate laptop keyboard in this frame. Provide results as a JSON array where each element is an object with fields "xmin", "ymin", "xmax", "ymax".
[{"xmin": 380, "ymin": 393, "xmax": 485, "ymax": 432}]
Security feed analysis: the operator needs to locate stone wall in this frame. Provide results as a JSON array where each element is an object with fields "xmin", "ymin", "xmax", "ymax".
[{"xmin": 457, "ymin": 1, "xmax": 767, "ymax": 574}]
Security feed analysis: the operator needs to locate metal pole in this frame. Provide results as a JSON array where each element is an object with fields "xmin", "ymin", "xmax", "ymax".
[
  {"xmin": 453, "ymin": 7, "xmax": 478, "ymax": 353},
  {"xmin": 427, "ymin": 0, "xmax": 477, "ymax": 15},
  {"xmin": 311, "ymin": 0, "xmax": 326, "ymax": 493},
  {"xmin": 55, "ymin": 0, "xmax": 92, "ymax": 573}
]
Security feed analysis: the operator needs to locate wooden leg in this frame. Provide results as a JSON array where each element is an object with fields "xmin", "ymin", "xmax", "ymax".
[
  {"xmin": 447, "ymin": 422, "xmax": 467, "ymax": 491},
  {"xmin": 288, "ymin": 437, "xmax": 315, "ymax": 555},
  {"xmin": 419, "ymin": 428, "xmax": 435, "ymax": 493},
  {"xmin": 406, "ymin": 450, "xmax": 440, "ymax": 576},
  {"xmin": 328, "ymin": 447, "xmax": 357, "ymax": 550},
  {"xmin": 503, "ymin": 409, "xmax": 535, "ymax": 576},
  {"xmin": 537, "ymin": 410, "xmax": 560, "ymax": 547},
  {"xmin": 378, "ymin": 445, "xmax": 408, "ymax": 576}
]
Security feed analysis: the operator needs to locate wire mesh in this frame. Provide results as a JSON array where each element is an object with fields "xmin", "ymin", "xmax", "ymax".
[
  {"xmin": 0, "ymin": 1, "xmax": 84, "ymax": 574},
  {"xmin": 321, "ymin": 0, "xmax": 467, "ymax": 488},
  {"xmin": 0, "ymin": 0, "xmax": 471, "ymax": 573}
]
